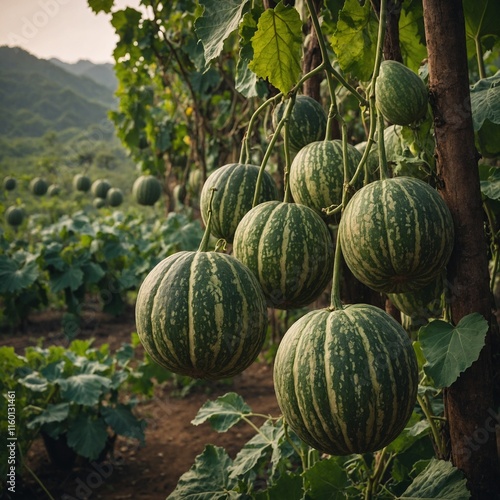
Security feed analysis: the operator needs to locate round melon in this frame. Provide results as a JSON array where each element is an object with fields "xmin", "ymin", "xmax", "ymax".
[
  {"xmin": 3, "ymin": 176, "xmax": 16, "ymax": 191},
  {"xmin": 93, "ymin": 197, "xmax": 106, "ymax": 209},
  {"xmin": 338, "ymin": 176, "xmax": 454, "ymax": 293},
  {"xmin": 135, "ymin": 251, "xmax": 268, "ymax": 380},
  {"xmin": 289, "ymin": 140, "xmax": 362, "ymax": 218},
  {"xmin": 273, "ymin": 303, "xmax": 419, "ymax": 455},
  {"xmin": 47, "ymin": 184, "xmax": 60, "ymax": 197},
  {"xmin": 91, "ymin": 179, "xmax": 111, "ymax": 199},
  {"xmin": 132, "ymin": 175, "xmax": 162, "ymax": 206},
  {"xmin": 106, "ymin": 187, "xmax": 124, "ymax": 207},
  {"xmin": 375, "ymin": 60, "xmax": 428, "ymax": 126},
  {"xmin": 232, "ymin": 201, "xmax": 334, "ymax": 309},
  {"xmin": 388, "ymin": 275, "xmax": 443, "ymax": 327},
  {"xmin": 200, "ymin": 163, "xmax": 278, "ymax": 243},
  {"xmin": 73, "ymin": 174, "xmax": 92, "ymax": 192},
  {"xmin": 273, "ymin": 95, "xmax": 327, "ymax": 152},
  {"xmin": 5, "ymin": 206, "xmax": 24, "ymax": 227},
  {"xmin": 30, "ymin": 177, "xmax": 48, "ymax": 196}
]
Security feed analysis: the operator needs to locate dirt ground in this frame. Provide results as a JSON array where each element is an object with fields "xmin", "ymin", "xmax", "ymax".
[{"xmin": 0, "ymin": 305, "xmax": 281, "ymax": 499}]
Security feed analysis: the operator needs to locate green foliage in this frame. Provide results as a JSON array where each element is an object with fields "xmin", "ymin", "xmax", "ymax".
[
  {"xmin": 248, "ymin": 1, "xmax": 303, "ymax": 94},
  {"xmin": 418, "ymin": 313, "xmax": 489, "ymax": 388},
  {"xmin": 167, "ymin": 392, "xmax": 470, "ymax": 499},
  {"xmin": 331, "ymin": 0, "xmax": 379, "ymax": 81}
]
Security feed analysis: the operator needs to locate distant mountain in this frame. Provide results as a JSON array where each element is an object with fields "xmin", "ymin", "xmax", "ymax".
[
  {"xmin": 0, "ymin": 46, "xmax": 117, "ymax": 138},
  {"xmin": 50, "ymin": 58, "xmax": 117, "ymax": 91}
]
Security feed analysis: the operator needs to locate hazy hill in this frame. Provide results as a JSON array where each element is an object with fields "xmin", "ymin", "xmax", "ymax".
[
  {"xmin": 50, "ymin": 58, "xmax": 117, "ymax": 91},
  {"xmin": 0, "ymin": 46, "xmax": 116, "ymax": 138}
]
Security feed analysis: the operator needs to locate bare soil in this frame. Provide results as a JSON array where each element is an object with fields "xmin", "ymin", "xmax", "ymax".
[{"xmin": 0, "ymin": 306, "xmax": 281, "ymax": 500}]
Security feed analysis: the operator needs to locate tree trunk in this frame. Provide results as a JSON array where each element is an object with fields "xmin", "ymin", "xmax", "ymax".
[{"xmin": 422, "ymin": 1, "xmax": 500, "ymax": 497}]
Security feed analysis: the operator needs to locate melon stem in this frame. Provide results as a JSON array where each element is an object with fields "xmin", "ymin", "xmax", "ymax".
[{"xmin": 198, "ymin": 188, "xmax": 217, "ymax": 252}]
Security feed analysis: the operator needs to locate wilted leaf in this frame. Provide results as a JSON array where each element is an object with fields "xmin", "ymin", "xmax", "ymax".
[{"xmin": 418, "ymin": 313, "xmax": 488, "ymax": 388}]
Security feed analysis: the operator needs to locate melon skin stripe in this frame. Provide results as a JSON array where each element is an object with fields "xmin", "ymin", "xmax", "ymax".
[
  {"xmin": 133, "ymin": 175, "xmax": 162, "ymax": 206},
  {"xmin": 289, "ymin": 140, "xmax": 362, "ymax": 218},
  {"xmin": 273, "ymin": 304, "xmax": 419, "ymax": 455},
  {"xmin": 339, "ymin": 176, "xmax": 454, "ymax": 293},
  {"xmin": 375, "ymin": 60, "xmax": 428, "ymax": 126},
  {"xmin": 200, "ymin": 163, "xmax": 277, "ymax": 243},
  {"xmin": 135, "ymin": 251, "xmax": 268, "ymax": 380},
  {"xmin": 233, "ymin": 200, "xmax": 334, "ymax": 310}
]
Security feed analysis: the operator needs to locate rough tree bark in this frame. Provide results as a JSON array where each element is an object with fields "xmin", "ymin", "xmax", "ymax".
[{"xmin": 422, "ymin": 1, "xmax": 500, "ymax": 497}]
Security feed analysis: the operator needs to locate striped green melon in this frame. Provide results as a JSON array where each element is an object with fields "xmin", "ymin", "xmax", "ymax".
[
  {"xmin": 200, "ymin": 163, "xmax": 277, "ymax": 243},
  {"xmin": 133, "ymin": 175, "xmax": 162, "ymax": 206},
  {"xmin": 273, "ymin": 95, "xmax": 327, "ymax": 152},
  {"xmin": 289, "ymin": 140, "xmax": 362, "ymax": 218},
  {"xmin": 3, "ymin": 176, "xmax": 16, "ymax": 191},
  {"xmin": 106, "ymin": 187, "xmax": 124, "ymax": 207},
  {"xmin": 232, "ymin": 201, "xmax": 334, "ymax": 309},
  {"xmin": 91, "ymin": 179, "xmax": 111, "ymax": 199},
  {"xmin": 388, "ymin": 275, "xmax": 443, "ymax": 327},
  {"xmin": 5, "ymin": 206, "xmax": 24, "ymax": 227},
  {"xmin": 375, "ymin": 60, "xmax": 428, "ymax": 126},
  {"xmin": 93, "ymin": 197, "xmax": 106, "ymax": 209},
  {"xmin": 135, "ymin": 250, "xmax": 268, "ymax": 379},
  {"xmin": 274, "ymin": 303, "xmax": 418, "ymax": 455},
  {"xmin": 338, "ymin": 177, "xmax": 454, "ymax": 293},
  {"xmin": 73, "ymin": 174, "xmax": 92, "ymax": 192},
  {"xmin": 47, "ymin": 184, "xmax": 61, "ymax": 197},
  {"xmin": 30, "ymin": 177, "xmax": 48, "ymax": 196}
]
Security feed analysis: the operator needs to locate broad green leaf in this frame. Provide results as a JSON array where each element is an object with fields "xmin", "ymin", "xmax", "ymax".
[
  {"xmin": 87, "ymin": 0, "xmax": 114, "ymax": 14},
  {"xmin": 101, "ymin": 405, "xmax": 145, "ymax": 444},
  {"xmin": 0, "ymin": 254, "xmax": 39, "ymax": 294},
  {"xmin": 386, "ymin": 411, "xmax": 430, "ymax": 454},
  {"xmin": 167, "ymin": 445, "xmax": 237, "ymax": 500},
  {"xmin": 418, "ymin": 313, "xmax": 488, "ymax": 388},
  {"xmin": 254, "ymin": 472, "xmax": 304, "ymax": 500},
  {"xmin": 470, "ymin": 71, "xmax": 500, "ymax": 131},
  {"xmin": 58, "ymin": 374, "xmax": 111, "ymax": 406},
  {"xmin": 229, "ymin": 420, "xmax": 280, "ymax": 480},
  {"xmin": 481, "ymin": 177, "xmax": 500, "ymax": 200},
  {"xmin": 249, "ymin": 1, "xmax": 303, "ymax": 94},
  {"xmin": 331, "ymin": 0, "xmax": 378, "ymax": 81},
  {"xmin": 66, "ymin": 413, "xmax": 109, "ymax": 460},
  {"xmin": 464, "ymin": 0, "xmax": 500, "ymax": 46},
  {"xmin": 18, "ymin": 373, "xmax": 49, "ymax": 392},
  {"xmin": 50, "ymin": 266, "xmax": 84, "ymax": 293},
  {"xmin": 303, "ymin": 456, "xmax": 350, "ymax": 499},
  {"xmin": 195, "ymin": 0, "xmax": 250, "ymax": 64},
  {"xmin": 27, "ymin": 403, "xmax": 70, "ymax": 429},
  {"xmin": 399, "ymin": 0, "xmax": 427, "ymax": 72},
  {"xmin": 399, "ymin": 458, "xmax": 470, "ymax": 499},
  {"xmin": 191, "ymin": 392, "xmax": 252, "ymax": 432}
]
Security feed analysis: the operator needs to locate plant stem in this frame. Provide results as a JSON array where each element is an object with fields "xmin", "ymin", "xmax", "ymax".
[
  {"xmin": 18, "ymin": 443, "xmax": 56, "ymax": 500},
  {"xmin": 240, "ymin": 93, "xmax": 283, "ymax": 164},
  {"xmin": 305, "ymin": 0, "xmax": 368, "ymax": 107},
  {"xmin": 475, "ymin": 36, "xmax": 487, "ymax": 80},
  {"xmin": 252, "ymin": 97, "xmax": 295, "ymax": 207},
  {"xmin": 283, "ymin": 419, "xmax": 308, "ymax": 471},
  {"xmin": 417, "ymin": 393, "xmax": 447, "ymax": 458},
  {"xmin": 198, "ymin": 188, "xmax": 216, "ymax": 252}
]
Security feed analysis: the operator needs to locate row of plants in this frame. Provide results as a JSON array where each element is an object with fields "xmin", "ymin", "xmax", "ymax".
[
  {"xmin": 0, "ymin": 208, "xmax": 204, "ymax": 331},
  {"xmin": 105, "ymin": 0, "xmax": 500, "ymax": 497}
]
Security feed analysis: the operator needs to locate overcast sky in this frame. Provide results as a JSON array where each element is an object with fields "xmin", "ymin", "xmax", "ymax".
[{"xmin": 0, "ymin": 0, "xmax": 143, "ymax": 64}]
